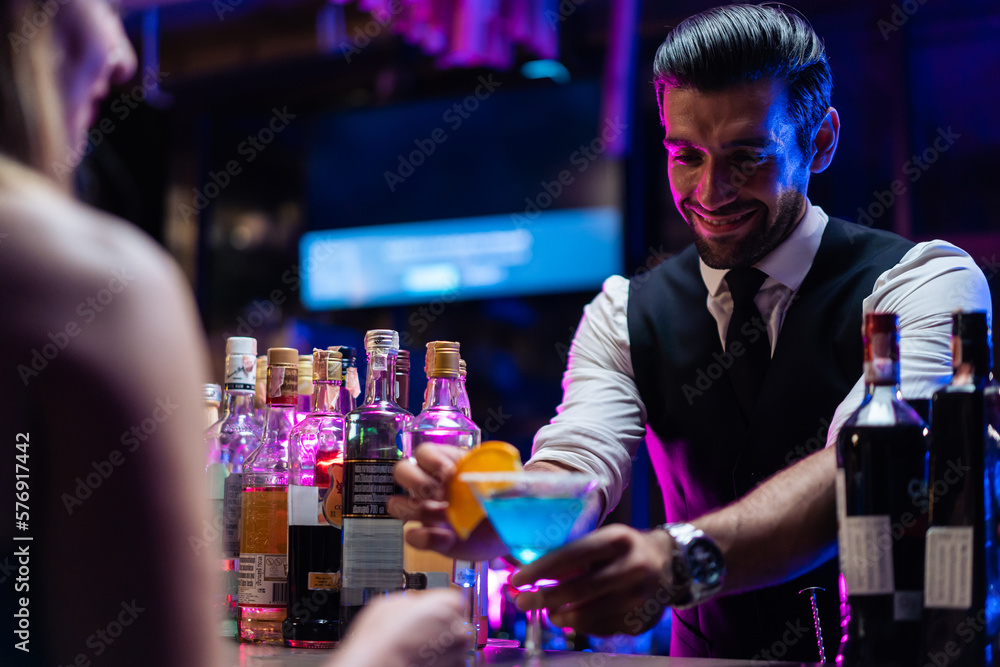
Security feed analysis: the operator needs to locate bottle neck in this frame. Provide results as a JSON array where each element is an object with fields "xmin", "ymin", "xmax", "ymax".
[
  {"xmin": 312, "ymin": 381, "xmax": 342, "ymax": 414},
  {"xmin": 365, "ymin": 349, "xmax": 398, "ymax": 405},
  {"xmin": 423, "ymin": 376, "xmax": 461, "ymax": 411},
  {"xmin": 951, "ymin": 337, "xmax": 992, "ymax": 387},
  {"xmin": 220, "ymin": 391, "xmax": 256, "ymax": 419},
  {"xmin": 338, "ymin": 384, "xmax": 356, "ymax": 414}
]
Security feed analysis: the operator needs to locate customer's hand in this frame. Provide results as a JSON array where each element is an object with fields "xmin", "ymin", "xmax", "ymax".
[
  {"xmin": 388, "ymin": 443, "xmax": 508, "ymax": 561},
  {"xmin": 332, "ymin": 590, "xmax": 470, "ymax": 667},
  {"xmin": 511, "ymin": 523, "xmax": 678, "ymax": 635}
]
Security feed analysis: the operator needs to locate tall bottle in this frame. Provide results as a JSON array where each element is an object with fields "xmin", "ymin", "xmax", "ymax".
[
  {"xmin": 922, "ymin": 311, "xmax": 1000, "ymax": 666},
  {"xmin": 239, "ymin": 347, "xmax": 298, "ymax": 644},
  {"xmin": 402, "ymin": 342, "xmax": 487, "ymax": 646},
  {"xmin": 207, "ymin": 337, "xmax": 264, "ymax": 637},
  {"xmin": 836, "ymin": 313, "xmax": 929, "ymax": 666},
  {"xmin": 284, "ymin": 349, "xmax": 345, "ymax": 648},
  {"xmin": 395, "ymin": 349, "xmax": 411, "ymax": 412},
  {"xmin": 334, "ymin": 346, "xmax": 361, "ymax": 414},
  {"xmin": 297, "ymin": 354, "xmax": 314, "ymax": 420},
  {"xmin": 202, "ymin": 382, "xmax": 231, "ymax": 636},
  {"xmin": 340, "ymin": 330, "xmax": 411, "ymax": 630}
]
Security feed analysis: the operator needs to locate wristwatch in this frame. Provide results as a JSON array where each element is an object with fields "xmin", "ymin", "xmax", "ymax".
[{"xmin": 657, "ymin": 522, "xmax": 726, "ymax": 608}]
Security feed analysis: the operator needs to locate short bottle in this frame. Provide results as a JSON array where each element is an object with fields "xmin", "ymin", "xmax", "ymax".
[
  {"xmin": 297, "ymin": 354, "xmax": 314, "ymax": 420},
  {"xmin": 239, "ymin": 347, "xmax": 298, "ymax": 644},
  {"xmin": 283, "ymin": 348, "xmax": 345, "ymax": 647},
  {"xmin": 402, "ymin": 342, "xmax": 486, "ymax": 646},
  {"xmin": 922, "ymin": 311, "xmax": 1000, "ymax": 666},
  {"xmin": 836, "ymin": 313, "xmax": 928, "ymax": 666},
  {"xmin": 340, "ymin": 330, "xmax": 411, "ymax": 630}
]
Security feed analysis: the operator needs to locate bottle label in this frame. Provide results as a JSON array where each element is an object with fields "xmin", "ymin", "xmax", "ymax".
[
  {"xmin": 225, "ymin": 353, "xmax": 256, "ymax": 393},
  {"xmin": 308, "ymin": 572, "xmax": 341, "ymax": 591},
  {"xmin": 343, "ymin": 460, "xmax": 396, "ymax": 518},
  {"xmin": 924, "ymin": 526, "xmax": 974, "ymax": 609},
  {"xmin": 371, "ymin": 352, "xmax": 388, "ymax": 372},
  {"xmin": 323, "ymin": 463, "xmax": 345, "ymax": 528},
  {"xmin": 288, "ymin": 484, "xmax": 325, "ymax": 526},
  {"xmin": 222, "ymin": 473, "xmax": 243, "ymax": 557},
  {"xmin": 341, "ymin": 517, "xmax": 403, "ymax": 591},
  {"xmin": 238, "ymin": 553, "xmax": 288, "ymax": 605},
  {"xmin": 207, "ymin": 462, "xmax": 228, "ymax": 501},
  {"xmin": 840, "ymin": 514, "xmax": 894, "ymax": 595},
  {"xmin": 268, "ymin": 365, "xmax": 298, "ymax": 405}
]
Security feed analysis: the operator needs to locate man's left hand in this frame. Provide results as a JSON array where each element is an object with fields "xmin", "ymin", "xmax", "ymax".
[{"xmin": 510, "ymin": 524, "xmax": 678, "ymax": 635}]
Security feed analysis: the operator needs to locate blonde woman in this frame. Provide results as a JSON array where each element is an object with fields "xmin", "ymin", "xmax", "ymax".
[{"xmin": 0, "ymin": 2, "xmax": 465, "ymax": 666}]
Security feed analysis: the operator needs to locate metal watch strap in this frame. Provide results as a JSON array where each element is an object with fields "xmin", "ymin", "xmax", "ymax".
[{"xmin": 657, "ymin": 522, "xmax": 725, "ymax": 609}]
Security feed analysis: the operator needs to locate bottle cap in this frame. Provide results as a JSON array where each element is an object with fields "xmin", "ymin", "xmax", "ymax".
[
  {"xmin": 225, "ymin": 336, "xmax": 257, "ymax": 357},
  {"xmin": 426, "ymin": 341, "xmax": 461, "ymax": 378},
  {"xmin": 267, "ymin": 347, "xmax": 299, "ymax": 366},
  {"xmin": 397, "ymin": 349, "xmax": 411, "ymax": 374},
  {"xmin": 203, "ymin": 383, "xmax": 222, "ymax": 405},
  {"xmin": 332, "ymin": 346, "xmax": 356, "ymax": 368},
  {"xmin": 313, "ymin": 348, "xmax": 343, "ymax": 382},
  {"xmin": 298, "ymin": 354, "xmax": 314, "ymax": 395},
  {"xmin": 365, "ymin": 329, "xmax": 399, "ymax": 351},
  {"xmin": 864, "ymin": 312, "xmax": 898, "ymax": 336},
  {"xmin": 256, "ymin": 355, "xmax": 268, "ymax": 380},
  {"xmin": 459, "ymin": 358, "xmax": 467, "ymax": 378}
]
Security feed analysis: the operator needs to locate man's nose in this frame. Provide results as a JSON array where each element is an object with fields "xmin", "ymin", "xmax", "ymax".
[
  {"xmin": 695, "ymin": 159, "xmax": 738, "ymax": 211},
  {"xmin": 107, "ymin": 19, "xmax": 138, "ymax": 86}
]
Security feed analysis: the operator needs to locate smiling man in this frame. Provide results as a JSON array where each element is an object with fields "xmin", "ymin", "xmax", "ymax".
[{"xmin": 392, "ymin": 3, "xmax": 991, "ymax": 661}]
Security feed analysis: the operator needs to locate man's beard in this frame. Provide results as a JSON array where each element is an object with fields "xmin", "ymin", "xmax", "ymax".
[{"xmin": 686, "ymin": 190, "xmax": 806, "ymax": 270}]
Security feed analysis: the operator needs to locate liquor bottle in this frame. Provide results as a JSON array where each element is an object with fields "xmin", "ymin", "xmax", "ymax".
[
  {"xmin": 836, "ymin": 313, "xmax": 929, "ymax": 666},
  {"xmin": 340, "ymin": 330, "xmax": 411, "ymax": 630},
  {"xmin": 254, "ymin": 354, "xmax": 268, "ymax": 418},
  {"xmin": 334, "ymin": 346, "xmax": 361, "ymax": 412},
  {"xmin": 206, "ymin": 337, "xmax": 264, "ymax": 637},
  {"xmin": 395, "ymin": 349, "xmax": 411, "ymax": 412},
  {"xmin": 457, "ymin": 358, "xmax": 471, "ymax": 418},
  {"xmin": 202, "ymin": 383, "xmax": 231, "ymax": 636},
  {"xmin": 922, "ymin": 311, "xmax": 1000, "ymax": 666},
  {"xmin": 239, "ymin": 347, "xmax": 298, "ymax": 644},
  {"xmin": 284, "ymin": 349, "xmax": 345, "ymax": 648},
  {"xmin": 297, "ymin": 354, "xmax": 314, "ymax": 420},
  {"xmin": 317, "ymin": 346, "xmax": 357, "ymax": 489},
  {"xmin": 402, "ymin": 342, "xmax": 487, "ymax": 646}
]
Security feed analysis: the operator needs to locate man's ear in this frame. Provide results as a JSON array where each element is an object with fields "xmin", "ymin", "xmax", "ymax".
[{"xmin": 810, "ymin": 107, "xmax": 840, "ymax": 174}]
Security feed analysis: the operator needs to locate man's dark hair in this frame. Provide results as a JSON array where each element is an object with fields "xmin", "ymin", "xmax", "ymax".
[{"xmin": 653, "ymin": 3, "xmax": 832, "ymax": 156}]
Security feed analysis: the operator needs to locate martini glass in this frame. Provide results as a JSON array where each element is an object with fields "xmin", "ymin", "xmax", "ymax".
[{"xmin": 460, "ymin": 471, "xmax": 599, "ymax": 657}]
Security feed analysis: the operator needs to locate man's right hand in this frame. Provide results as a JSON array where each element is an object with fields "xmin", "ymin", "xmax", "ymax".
[{"xmin": 388, "ymin": 444, "xmax": 508, "ymax": 561}]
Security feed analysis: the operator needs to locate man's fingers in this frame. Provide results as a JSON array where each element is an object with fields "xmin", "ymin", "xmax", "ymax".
[
  {"xmin": 387, "ymin": 495, "xmax": 449, "ymax": 523},
  {"xmin": 403, "ymin": 525, "xmax": 458, "ymax": 553},
  {"xmin": 547, "ymin": 585, "xmax": 659, "ymax": 635},
  {"xmin": 414, "ymin": 443, "xmax": 465, "ymax": 479},
  {"xmin": 517, "ymin": 553, "xmax": 651, "ymax": 612},
  {"xmin": 394, "ymin": 458, "xmax": 446, "ymax": 502}
]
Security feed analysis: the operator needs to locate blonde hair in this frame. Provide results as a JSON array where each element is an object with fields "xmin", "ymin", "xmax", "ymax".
[{"xmin": 0, "ymin": 0, "xmax": 70, "ymax": 189}]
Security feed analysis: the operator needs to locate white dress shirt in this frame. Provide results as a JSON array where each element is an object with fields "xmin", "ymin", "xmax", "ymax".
[{"xmin": 529, "ymin": 202, "xmax": 993, "ymax": 522}]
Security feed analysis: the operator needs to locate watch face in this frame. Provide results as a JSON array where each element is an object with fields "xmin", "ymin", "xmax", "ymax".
[{"xmin": 688, "ymin": 541, "xmax": 724, "ymax": 586}]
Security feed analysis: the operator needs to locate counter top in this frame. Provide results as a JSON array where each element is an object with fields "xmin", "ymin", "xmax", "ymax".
[{"xmin": 222, "ymin": 642, "xmax": 819, "ymax": 666}]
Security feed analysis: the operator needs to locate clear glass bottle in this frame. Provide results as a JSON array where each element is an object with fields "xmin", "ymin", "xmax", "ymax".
[
  {"xmin": 206, "ymin": 337, "xmax": 264, "ymax": 637},
  {"xmin": 923, "ymin": 311, "xmax": 1000, "ymax": 666},
  {"xmin": 340, "ymin": 330, "xmax": 411, "ymax": 630},
  {"xmin": 402, "ymin": 342, "xmax": 486, "ymax": 646},
  {"xmin": 297, "ymin": 354, "xmax": 314, "ymax": 421},
  {"xmin": 457, "ymin": 358, "xmax": 471, "ymax": 418},
  {"xmin": 202, "ymin": 382, "xmax": 230, "ymax": 636},
  {"xmin": 836, "ymin": 313, "xmax": 928, "ymax": 666},
  {"xmin": 284, "ymin": 349, "xmax": 345, "ymax": 648},
  {"xmin": 239, "ymin": 347, "xmax": 298, "ymax": 644},
  {"xmin": 333, "ymin": 346, "xmax": 361, "ymax": 414},
  {"xmin": 253, "ymin": 354, "xmax": 268, "ymax": 421},
  {"xmin": 395, "ymin": 349, "xmax": 411, "ymax": 412}
]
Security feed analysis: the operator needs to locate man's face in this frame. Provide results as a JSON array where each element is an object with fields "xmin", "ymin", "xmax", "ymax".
[{"xmin": 661, "ymin": 79, "xmax": 811, "ymax": 269}]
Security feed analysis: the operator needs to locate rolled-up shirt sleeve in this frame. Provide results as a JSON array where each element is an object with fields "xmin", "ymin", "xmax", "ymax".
[
  {"xmin": 529, "ymin": 275, "xmax": 648, "ymax": 524},
  {"xmin": 825, "ymin": 240, "xmax": 993, "ymax": 448}
]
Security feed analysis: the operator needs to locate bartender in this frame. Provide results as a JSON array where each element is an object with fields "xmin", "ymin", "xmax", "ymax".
[{"xmin": 391, "ymin": 3, "xmax": 991, "ymax": 661}]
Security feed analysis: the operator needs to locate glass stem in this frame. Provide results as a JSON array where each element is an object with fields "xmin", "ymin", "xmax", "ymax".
[{"xmin": 525, "ymin": 602, "xmax": 542, "ymax": 656}]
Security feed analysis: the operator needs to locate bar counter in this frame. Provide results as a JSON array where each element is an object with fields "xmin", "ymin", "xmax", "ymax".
[{"xmin": 222, "ymin": 642, "xmax": 819, "ymax": 666}]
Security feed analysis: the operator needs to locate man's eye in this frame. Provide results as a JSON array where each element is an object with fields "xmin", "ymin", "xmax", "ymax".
[
  {"xmin": 732, "ymin": 152, "xmax": 764, "ymax": 165},
  {"xmin": 672, "ymin": 153, "xmax": 702, "ymax": 165}
]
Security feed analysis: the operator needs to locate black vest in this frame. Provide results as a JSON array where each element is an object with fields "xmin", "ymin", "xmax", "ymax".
[{"xmin": 627, "ymin": 218, "xmax": 915, "ymax": 660}]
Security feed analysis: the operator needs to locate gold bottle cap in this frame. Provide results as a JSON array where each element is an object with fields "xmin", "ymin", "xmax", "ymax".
[
  {"xmin": 459, "ymin": 358, "xmax": 467, "ymax": 378},
  {"xmin": 267, "ymin": 347, "xmax": 299, "ymax": 366},
  {"xmin": 256, "ymin": 355, "xmax": 268, "ymax": 379},
  {"xmin": 426, "ymin": 341, "xmax": 461, "ymax": 378},
  {"xmin": 313, "ymin": 348, "xmax": 343, "ymax": 383}
]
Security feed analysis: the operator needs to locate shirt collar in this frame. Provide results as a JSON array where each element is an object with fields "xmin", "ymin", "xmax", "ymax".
[{"xmin": 699, "ymin": 200, "xmax": 828, "ymax": 296}]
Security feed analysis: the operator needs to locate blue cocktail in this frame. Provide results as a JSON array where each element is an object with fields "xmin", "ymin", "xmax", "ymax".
[{"xmin": 460, "ymin": 472, "xmax": 599, "ymax": 656}]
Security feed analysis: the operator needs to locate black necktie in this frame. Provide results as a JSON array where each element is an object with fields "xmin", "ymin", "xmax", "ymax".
[{"xmin": 725, "ymin": 267, "xmax": 770, "ymax": 419}]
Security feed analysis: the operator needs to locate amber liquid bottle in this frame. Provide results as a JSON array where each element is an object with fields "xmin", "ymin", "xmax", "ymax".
[{"xmin": 238, "ymin": 347, "xmax": 297, "ymax": 643}]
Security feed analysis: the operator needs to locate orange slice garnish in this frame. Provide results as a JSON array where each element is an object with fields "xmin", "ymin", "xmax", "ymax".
[{"xmin": 446, "ymin": 441, "xmax": 522, "ymax": 540}]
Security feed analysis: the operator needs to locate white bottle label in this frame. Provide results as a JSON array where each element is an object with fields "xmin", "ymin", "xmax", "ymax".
[
  {"xmin": 841, "ymin": 514, "xmax": 894, "ymax": 595},
  {"xmin": 288, "ymin": 484, "xmax": 324, "ymax": 526},
  {"xmin": 238, "ymin": 553, "xmax": 288, "ymax": 605},
  {"xmin": 924, "ymin": 526, "xmax": 974, "ymax": 609}
]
